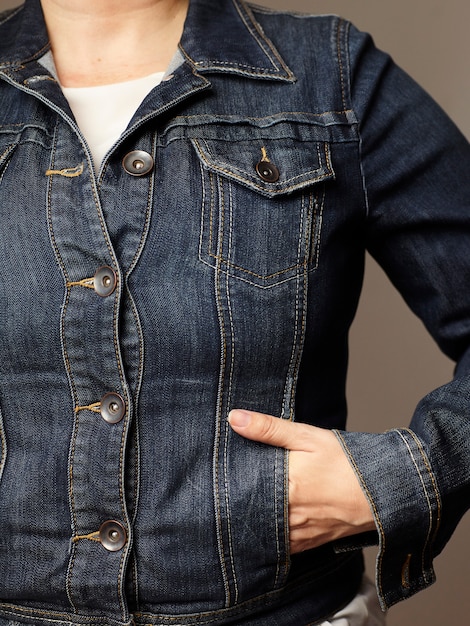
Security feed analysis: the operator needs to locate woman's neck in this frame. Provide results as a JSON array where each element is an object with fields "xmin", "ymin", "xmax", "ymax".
[{"xmin": 40, "ymin": 0, "xmax": 189, "ymax": 86}]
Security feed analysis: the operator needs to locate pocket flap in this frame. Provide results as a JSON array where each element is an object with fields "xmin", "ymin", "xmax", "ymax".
[{"xmin": 191, "ymin": 137, "xmax": 334, "ymax": 197}]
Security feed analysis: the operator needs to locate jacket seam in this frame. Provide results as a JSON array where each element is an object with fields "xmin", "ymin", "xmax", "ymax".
[
  {"xmin": 222, "ymin": 181, "xmax": 241, "ymax": 604},
  {"xmin": 0, "ymin": 6, "xmax": 22, "ymax": 26},
  {"xmin": 400, "ymin": 428, "xmax": 442, "ymax": 576},
  {"xmin": 211, "ymin": 166, "xmax": 234, "ymax": 607},
  {"xmin": 332, "ymin": 430, "xmax": 386, "ymax": 603},
  {"xmin": 335, "ymin": 18, "xmax": 348, "ymax": 112},
  {"xmin": 0, "ymin": 406, "xmax": 6, "ymax": 489},
  {"xmin": 341, "ymin": 21, "xmax": 371, "ymax": 220}
]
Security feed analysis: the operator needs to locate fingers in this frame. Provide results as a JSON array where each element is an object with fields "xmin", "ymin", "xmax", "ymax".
[{"xmin": 228, "ymin": 409, "xmax": 316, "ymax": 451}]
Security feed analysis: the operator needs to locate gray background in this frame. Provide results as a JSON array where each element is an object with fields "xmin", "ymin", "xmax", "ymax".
[{"xmin": 1, "ymin": 0, "xmax": 469, "ymax": 624}]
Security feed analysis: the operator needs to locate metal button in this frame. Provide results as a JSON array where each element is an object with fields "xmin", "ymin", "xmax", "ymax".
[
  {"xmin": 122, "ymin": 150, "xmax": 154, "ymax": 176},
  {"xmin": 100, "ymin": 392, "xmax": 126, "ymax": 424},
  {"xmin": 94, "ymin": 266, "xmax": 117, "ymax": 297},
  {"xmin": 99, "ymin": 520, "xmax": 127, "ymax": 552},
  {"xmin": 255, "ymin": 160, "xmax": 280, "ymax": 183}
]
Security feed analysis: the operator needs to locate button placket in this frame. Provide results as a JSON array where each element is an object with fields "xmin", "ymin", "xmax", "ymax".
[{"xmin": 45, "ymin": 121, "xmax": 132, "ymax": 614}]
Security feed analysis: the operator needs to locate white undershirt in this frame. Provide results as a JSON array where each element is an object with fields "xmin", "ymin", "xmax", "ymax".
[
  {"xmin": 320, "ymin": 576, "xmax": 385, "ymax": 626},
  {"xmin": 61, "ymin": 71, "xmax": 165, "ymax": 169}
]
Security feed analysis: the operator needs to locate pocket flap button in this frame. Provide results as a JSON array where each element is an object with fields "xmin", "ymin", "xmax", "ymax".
[{"xmin": 255, "ymin": 160, "xmax": 280, "ymax": 183}]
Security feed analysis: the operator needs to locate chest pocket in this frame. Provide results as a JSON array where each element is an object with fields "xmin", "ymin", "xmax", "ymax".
[{"xmin": 192, "ymin": 135, "xmax": 334, "ymax": 288}]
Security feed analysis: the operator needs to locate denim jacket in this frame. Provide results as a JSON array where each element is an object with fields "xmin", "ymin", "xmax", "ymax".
[{"xmin": 0, "ymin": 1, "xmax": 469, "ymax": 625}]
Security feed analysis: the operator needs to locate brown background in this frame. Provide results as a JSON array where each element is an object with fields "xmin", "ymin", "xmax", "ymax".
[{"xmin": 1, "ymin": 0, "xmax": 469, "ymax": 623}]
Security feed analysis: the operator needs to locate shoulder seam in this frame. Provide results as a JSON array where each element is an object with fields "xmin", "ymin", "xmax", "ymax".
[{"xmin": 0, "ymin": 5, "xmax": 22, "ymax": 26}]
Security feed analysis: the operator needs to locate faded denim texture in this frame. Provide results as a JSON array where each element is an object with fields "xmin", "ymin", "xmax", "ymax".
[{"xmin": 0, "ymin": 0, "xmax": 469, "ymax": 624}]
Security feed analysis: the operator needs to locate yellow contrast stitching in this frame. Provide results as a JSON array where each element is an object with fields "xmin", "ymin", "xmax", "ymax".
[
  {"xmin": 45, "ymin": 163, "xmax": 84, "ymax": 178},
  {"xmin": 66, "ymin": 277, "xmax": 95, "ymax": 289},
  {"xmin": 215, "ymin": 179, "xmax": 232, "ymax": 607},
  {"xmin": 404, "ymin": 428, "xmax": 442, "ymax": 528},
  {"xmin": 260, "ymin": 146, "xmax": 270, "ymax": 162},
  {"xmin": 71, "ymin": 531, "xmax": 100, "ymax": 544},
  {"xmin": 223, "ymin": 183, "xmax": 239, "ymax": 604},
  {"xmin": 336, "ymin": 19, "xmax": 348, "ymax": 112},
  {"xmin": 74, "ymin": 403, "xmax": 101, "ymax": 414},
  {"xmin": 208, "ymin": 171, "xmax": 216, "ymax": 260},
  {"xmin": 333, "ymin": 430, "xmax": 386, "ymax": 601},
  {"xmin": 400, "ymin": 428, "xmax": 442, "ymax": 581}
]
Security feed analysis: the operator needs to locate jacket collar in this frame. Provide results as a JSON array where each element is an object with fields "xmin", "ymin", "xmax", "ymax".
[
  {"xmin": 0, "ymin": 0, "xmax": 50, "ymax": 68},
  {"xmin": 0, "ymin": 0, "xmax": 294, "ymax": 82},
  {"xmin": 180, "ymin": 0, "xmax": 294, "ymax": 81}
]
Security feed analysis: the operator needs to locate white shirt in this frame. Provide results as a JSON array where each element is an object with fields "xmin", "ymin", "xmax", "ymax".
[{"xmin": 62, "ymin": 71, "xmax": 165, "ymax": 169}]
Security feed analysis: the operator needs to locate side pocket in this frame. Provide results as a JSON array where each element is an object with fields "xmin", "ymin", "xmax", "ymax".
[{"xmin": 216, "ymin": 433, "xmax": 291, "ymax": 606}]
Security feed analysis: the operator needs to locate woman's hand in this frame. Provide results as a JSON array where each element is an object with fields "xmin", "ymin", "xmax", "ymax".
[{"xmin": 228, "ymin": 409, "xmax": 376, "ymax": 553}]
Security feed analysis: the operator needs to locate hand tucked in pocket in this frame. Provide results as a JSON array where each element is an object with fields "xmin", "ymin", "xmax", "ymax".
[{"xmin": 228, "ymin": 409, "xmax": 376, "ymax": 554}]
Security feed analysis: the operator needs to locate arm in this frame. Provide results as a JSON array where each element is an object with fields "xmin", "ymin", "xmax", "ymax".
[
  {"xmin": 230, "ymin": 23, "xmax": 470, "ymax": 611},
  {"xmin": 339, "ymin": 23, "xmax": 470, "ymax": 608}
]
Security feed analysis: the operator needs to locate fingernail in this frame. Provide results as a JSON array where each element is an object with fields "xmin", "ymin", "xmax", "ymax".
[{"xmin": 228, "ymin": 410, "xmax": 252, "ymax": 427}]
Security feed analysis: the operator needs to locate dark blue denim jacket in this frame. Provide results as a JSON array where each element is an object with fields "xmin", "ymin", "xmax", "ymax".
[{"xmin": 0, "ymin": 0, "xmax": 469, "ymax": 624}]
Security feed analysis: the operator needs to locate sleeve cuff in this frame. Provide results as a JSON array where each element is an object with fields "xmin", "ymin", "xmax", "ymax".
[{"xmin": 333, "ymin": 428, "xmax": 441, "ymax": 609}]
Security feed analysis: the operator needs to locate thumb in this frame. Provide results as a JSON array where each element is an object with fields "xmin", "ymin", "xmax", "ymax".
[{"xmin": 228, "ymin": 409, "xmax": 311, "ymax": 450}]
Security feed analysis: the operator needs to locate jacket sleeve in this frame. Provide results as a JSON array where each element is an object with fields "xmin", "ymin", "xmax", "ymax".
[{"xmin": 333, "ymin": 22, "xmax": 470, "ymax": 610}]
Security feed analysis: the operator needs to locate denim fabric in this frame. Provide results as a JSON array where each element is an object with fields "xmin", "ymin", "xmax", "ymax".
[{"xmin": 0, "ymin": 0, "xmax": 469, "ymax": 624}]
